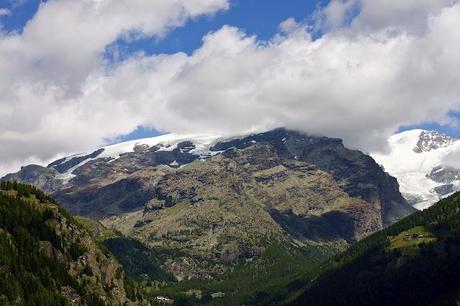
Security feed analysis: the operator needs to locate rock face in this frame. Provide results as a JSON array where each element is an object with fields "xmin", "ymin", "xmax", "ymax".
[
  {"xmin": 427, "ymin": 166, "xmax": 460, "ymax": 185},
  {"xmin": 0, "ymin": 182, "xmax": 140, "ymax": 305},
  {"xmin": 4, "ymin": 129, "xmax": 413, "ymax": 281},
  {"xmin": 413, "ymin": 130, "xmax": 455, "ymax": 153},
  {"xmin": 209, "ymin": 129, "xmax": 412, "ymax": 225},
  {"xmin": 123, "ymin": 143, "xmax": 382, "ymax": 256},
  {"xmin": 4, "ymin": 164, "xmax": 64, "ymax": 194}
]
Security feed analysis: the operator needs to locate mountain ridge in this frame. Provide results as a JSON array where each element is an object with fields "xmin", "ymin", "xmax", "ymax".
[{"xmin": 4, "ymin": 128, "xmax": 413, "ymax": 223}]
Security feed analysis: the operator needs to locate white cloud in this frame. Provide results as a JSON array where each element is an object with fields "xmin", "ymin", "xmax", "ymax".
[
  {"xmin": 98, "ymin": 3, "xmax": 460, "ymax": 150},
  {"xmin": 314, "ymin": 0, "xmax": 358, "ymax": 30},
  {"xmin": 442, "ymin": 149, "xmax": 460, "ymax": 169},
  {"xmin": 316, "ymin": 0, "xmax": 458, "ymax": 34},
  {"xmin": 279, "ymin": 18, "xmax": 299, "ymax": 34},
  {"xmin": 0, "ymin": 0, "xmax": 228, "ymax": 88},
  {"xmin": 0, "ymin": 8, "xmax": 10, "ymax": 17},
  {"xmin": 353, "ymin": 0, "xmax": 459, "ymax": 34},
  {"xmin": 1, "ymin": 0, "xmax": 460, "ymax": 175},
  {"xmin": 0, "ymin": 0, "xmax": 229, "ymax": 174}
]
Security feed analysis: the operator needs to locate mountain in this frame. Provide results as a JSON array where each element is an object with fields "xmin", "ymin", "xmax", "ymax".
[
  {"xmin": 4, "ymin": 128, "xmax": 413, "ymax": 223},
  {"xmin": 371, "ymin": 129, "xmax": 460, "ymax": 210},
  {"xmin": 292, "ymin": 192, "xmax": 460, "ymax": 306},
  {"xmin": 0, "ymin": 181, "xmax": 141, "ymax": 305},
  {"xmin": 3, "ymin": 128, "xmax": 414, "ymax": 303},
  {"xmin": 4, "ymin": 133, "xmax": 222, "ymax": 218}
]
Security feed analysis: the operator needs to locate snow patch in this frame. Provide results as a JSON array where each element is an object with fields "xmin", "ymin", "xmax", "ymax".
[
  {"xmin": 53, "ymin": 134, "xmax": 224, "ymax": 180},
  {"xmin": 169, "ymin": 161, "xmax": 179, "ymax": 167}
]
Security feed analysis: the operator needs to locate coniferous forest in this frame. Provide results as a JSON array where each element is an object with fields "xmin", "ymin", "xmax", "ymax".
[
  {"xmin": 0, "ymin": 181, "xmax": 138, "ymax": 306},
  {"xmin": 0, "ymin": 181, "xmax": 74, "ymax": 305},
  {"xmin": 292, "ymin": 193, "xmax": 460, "ymax": 306}
]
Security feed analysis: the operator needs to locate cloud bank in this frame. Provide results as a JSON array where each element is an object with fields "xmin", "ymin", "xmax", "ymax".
[{"xmin": 1, "ymin": 0, "xmax": 460, "ymax": 174}]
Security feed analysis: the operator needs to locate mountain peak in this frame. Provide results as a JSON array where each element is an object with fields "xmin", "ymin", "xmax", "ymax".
[{"xmin": 413, "ymin": 130, "xmax": 455, "ymax": 153}]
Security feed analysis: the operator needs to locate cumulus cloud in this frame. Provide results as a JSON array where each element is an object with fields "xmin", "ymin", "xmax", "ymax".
[
  {"xmin": 0, "ymin": 9, "xmax": 11, "ymax": 17},
  {"xmin": 1, "ymin": 0, "xmax": 460, "ymax": 175},
  {"xmin": 0, "ymin": 0, "xmax": 228, "ymax": 88},
  {"xmin": 279, "ymin": 18, "xmax": 300, "ymax": 34},
  {"xmin": 441, "ymin": 138, "xmax": 460, "ymax": 169},
  {"xmin": 314, "ymin": 0, "xmax": 359, "ymax": 30},
  {"xmin": 0, "ymin": 0, "xmax": 229, "ymax": 174},
  {"xmin": 95, "ymin": 1, "xmax": 460, "ymax": 149},
  {"xmin": 442, "ymin": 151, "xmax": 460, "ymax": 169},
  {"xmin": 316, "ymin": 0, "xmax": 458, "ymax": 34}
]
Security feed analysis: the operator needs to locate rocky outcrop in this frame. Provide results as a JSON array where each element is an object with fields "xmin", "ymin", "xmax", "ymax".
[
  {"xmin": 3, "ymin": 164, "xmax": 63, "ymax": 194},
  {"xmin": 427, "ymin": 166, "xmax": 460, "ymax": 184},
  {"xmin": 49, "ymin": 149, "xmax": 105, "ymax": 174},
  {"xmin": 413, "ymin": 130, "xmax": 455, "ymax": 153}
]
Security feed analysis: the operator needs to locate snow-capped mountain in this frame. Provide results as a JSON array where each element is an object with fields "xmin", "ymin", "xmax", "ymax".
[
  {"xmin": 48, "ymin": 133, "xmax": 223, "ymax": 183},
  {"xmin": 371, "ymin": 129, "xmax": 460, "ymax": 210},
  {"xmin": 3, "ymin": 128, "xmax": 413, "ymax": 224}
]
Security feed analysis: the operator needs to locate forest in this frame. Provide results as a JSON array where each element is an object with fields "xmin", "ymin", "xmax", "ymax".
[
  {"xmin": 0, "ymin": 181, "xmax": 105, "ymax": 305},
  {"xmin": 292, "ymin": 192, "xmax": 460, "ymax": 306}
]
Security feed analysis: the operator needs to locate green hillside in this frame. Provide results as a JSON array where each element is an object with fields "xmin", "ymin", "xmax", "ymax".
[
  {"xmin": 292, "ymin": 192, "xmax": 460, "ymax": 306},
  {"xmin": 0, "ymin": 181, "xmax": 139, "ymax": 305}
]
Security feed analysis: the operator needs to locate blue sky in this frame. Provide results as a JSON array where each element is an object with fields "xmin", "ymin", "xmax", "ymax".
[
  {"xmin": 399, "ymin": 119, "xmax": 460, "ymax": 139},
  {"xmin": 1, "ymin": 0, "xmax": 323, "ymax": 55},
  {"xmin": 112, "ymin": 0, "xmax": 325, "ymax": 57},
  {"xmin": 0, "ymin": 0, "xmax": 40, "ymax": 32}
]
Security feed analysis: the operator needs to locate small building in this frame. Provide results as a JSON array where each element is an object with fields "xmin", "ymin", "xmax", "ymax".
[{"xmin": 155, "ymin": 296, "xmax": 174, "ymax": 304}]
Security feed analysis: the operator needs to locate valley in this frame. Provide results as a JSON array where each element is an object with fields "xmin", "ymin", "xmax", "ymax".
[{"xmin": 2, "ymin": 1, "xmax": 460, "ymax": 304}]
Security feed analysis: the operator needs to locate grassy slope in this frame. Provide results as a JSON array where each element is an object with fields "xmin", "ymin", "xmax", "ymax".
[
  {"xmin": 291, "ymin": 192, "xmax": 460, "ymax": 306},
  {"xmin": 386, "ymin": 226, "xmax": 437, "ymax": 256}
]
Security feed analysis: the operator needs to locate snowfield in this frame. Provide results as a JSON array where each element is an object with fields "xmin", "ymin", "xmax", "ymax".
[
  {"xmin": 371, "ymin": 130, "xmax": 460, "ymax": 210},
  {"xmin": 52, "ymin": 134, "xmax": 223, "ymax": 182},
  {"xmin": 98, "ymin": 134, "xmax": 222, "ymax": 159}
]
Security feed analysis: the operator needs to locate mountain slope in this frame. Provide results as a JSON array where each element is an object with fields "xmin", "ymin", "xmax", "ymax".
[
  {"xmin": 0, "ymin": 181, "xmax": 140, "ymax": 305},
  {"xmin": 371, "ymin": 129, "xmax": 460, "ymax": 210},
  {"xmin": 3, "ymin": 128, "xmax": 414, "ymax": 303},
  {"xmin": 104, "ymin": 143, "xmax": 380, "ymax": 279},
  {"xmin": 292, "ymin": 192, "xmax": 460, "ymax": 306}
]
